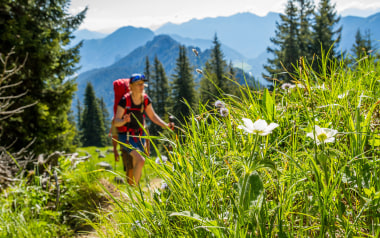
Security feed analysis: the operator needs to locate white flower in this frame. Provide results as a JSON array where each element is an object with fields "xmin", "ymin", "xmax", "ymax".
[
  {"xmin": 155, "ymin": 155, "xmax": 168, "ymax": 165},
  {"xmin": 313, "ymin": 83, "xmax": 327, "ymax": 90},
  {"xmin": 306, "ymin": 125, "xmax": 338, "ymax": 145},
  {"xmin": 237, "ymin": 118, "xmax": 279, "ymax": 136},
  {"xmin": 220, "ymin": 107, "xmax": 229, "ymax": 117},
  {"xmin": 214, "ymin": 100, "xmax": 225, "ymax": 108},
  {"xmin": 281, "ymin": 83, "xmax": 296, "ymax": 90},
  {"xmin": 338, "ymin": 91, "xmax": 349, "ymax": 99}
]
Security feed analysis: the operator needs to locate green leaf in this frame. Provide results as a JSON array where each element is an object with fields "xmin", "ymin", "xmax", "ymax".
[
  {"xmin": 239, "ymin": 171, "xmax": 264, "ymax": 212},
  {"xmin": 263, "ymin": 88, "xmax": 275, "ymax": 121}
]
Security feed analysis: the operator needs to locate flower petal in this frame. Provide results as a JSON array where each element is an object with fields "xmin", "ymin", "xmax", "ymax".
[
  {"xmin": 242, "ymin": 118, "xmax": 254, "ymax": 130},
  {"xmin": 266, "ymin": 123, "xmax": 279, "ymax": 131},
  {"xmin": 324, "ymin": 137, "xmax": 335, "ymax": 144},
  {"xmin": 252, "ymin": 119, "xmax": 268, "ymax": 130}
]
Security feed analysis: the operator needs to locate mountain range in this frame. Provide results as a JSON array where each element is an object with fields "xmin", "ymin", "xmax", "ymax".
[{"xmin": 73, "ymin": 11, "xmax": 380, "ymax": 115}]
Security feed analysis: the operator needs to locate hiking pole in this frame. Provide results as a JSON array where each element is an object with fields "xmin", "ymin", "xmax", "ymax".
[{"xmin": 168, "ymin": 115, "xmax": 186, "ymax": 133}]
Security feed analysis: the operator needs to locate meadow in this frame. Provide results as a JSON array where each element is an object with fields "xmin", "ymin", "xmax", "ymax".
[{"xmin": 1, "ymin": 53, "xmax": 379, "ymax": 237}]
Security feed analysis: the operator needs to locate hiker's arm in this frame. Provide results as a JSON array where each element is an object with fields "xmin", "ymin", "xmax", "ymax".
[
  {"xmin": 145, "ymin": 104, "xmax": 173, "ymax": 129},
  {"xmin": 114, "ymin": 105, "xmax": 130, "ymax": 127}
]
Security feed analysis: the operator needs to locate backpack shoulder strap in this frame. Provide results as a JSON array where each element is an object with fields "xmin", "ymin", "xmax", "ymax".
[
  {"xmin": 141, "ymin": 93, "xmax": 150, "ymax": 113},
  {"xmin": 125, "ymin": 93, "xmax": 132, "ymax": 109}
]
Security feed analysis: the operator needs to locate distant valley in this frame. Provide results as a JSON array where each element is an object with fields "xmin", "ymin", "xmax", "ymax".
[{"xmin": 72, "ymin": 11, "xmax": 380, "ymax": 115}]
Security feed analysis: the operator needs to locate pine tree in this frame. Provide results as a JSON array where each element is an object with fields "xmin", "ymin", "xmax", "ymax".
[
  {"xmin": 74, "ymin": 98, "xmax": 83, "ymax": 146},
  {"xmin": 144, "ymin": 56, "xmax": 152, "ymax": 96},
  {"xmin": 98, "ymin": 97, "xmax": 110, "ymax": 136},
  {"xmin": 149, "ymin": 56, "xmax": 169, "ymax": 136},
  {"xmin": 0, "ymin": 0, "xmax": 86, "ymax": 153},
  {"xmin": 76, "ymin": 99, "xmax": 82, "ymax": 130},
  {"xmin": 351, "ymin": 29, "xmax": 373, "ymax": 59},
  {"xmin": 200, "ymin": 34, "xmax": 232, "ymax": 104},
  {"xmin": 297, "ymin": 0, "xmax": 315, "ymax": 60},
  {"xmin": 81, "ymin": 82, "xmax": 107, "ymax": 147},
  {"xmin": 171, "ymin": 45, "xmax": 197, "ymax": 122},
  {"xmin": 154, "ymin": 56, "xmax": 170, "ymax": 118},
  {"xmin": 264, "ymin": 0, "xmax": 300, "ymax": 83},
  {"xmin": 312, "ymin": 0, "xmax": 342, "ymax": 61}
]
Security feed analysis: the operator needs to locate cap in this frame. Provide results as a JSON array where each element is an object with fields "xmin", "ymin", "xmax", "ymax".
[{"xmin": 130, "ymin": 73, "xmax": 147, "ymax": 83}]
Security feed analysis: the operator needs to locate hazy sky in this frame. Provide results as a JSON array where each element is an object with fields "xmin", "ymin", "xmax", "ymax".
[{"xmin": 68, "ymin": 0, "xmax": 380, "ymax": 33}]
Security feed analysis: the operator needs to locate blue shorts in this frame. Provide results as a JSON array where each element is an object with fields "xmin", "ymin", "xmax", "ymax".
[{"xmin": 118, "ymin": 132, "xmax": 146, "ymax": 153}]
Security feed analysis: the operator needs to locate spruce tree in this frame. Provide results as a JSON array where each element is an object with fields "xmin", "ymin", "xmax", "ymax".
[
  {"xmin": 311, "ymin": 0, "xmax": 342, "ymax": 61},
  {"xmin": 297, "ymin": 0, "xmax": 315, "ymax": 60},
  {"xmin": 351, "ymin": 29, "xmax": 373, "ymax": 59},
  {"xmin": 264, "ymin": 0, "xmax": 300, "ymax": 83},
  {"xmin": 0, "ymin": 0, "xmax": 86, "ymax": 153},
  {"xmin": 149, "ymin": 56, "xmax": 169, "ymax": 136},
  {"xmin": 81, "ymin": 82, "xmax": 107, "ymax": 147},
  {"xmin": 144, "ymin": 56, "xmax": 152, "ymax": 96},
  {"xmin": 74, "ymin": 99, "xmax": 83, "ymax": 147},
  {"xmin": 200, "ymin": 34, "xmax": 231, "ymax": 104},
  {"xmin": 171, "ymin": 45, "xmax": 197, "ymax": 122},
  {"xmin": 98, "ymin": 97, "xmax": 110, "ymax": 136},
  {"xmin": 154, "ymin": 56, "xmax": 170, "ymax": 118}
]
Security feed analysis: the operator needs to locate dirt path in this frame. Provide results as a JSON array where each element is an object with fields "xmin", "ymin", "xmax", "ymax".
[{"xmin": 75, "ymin": 177, "xmax": 162, "ymax": 237}]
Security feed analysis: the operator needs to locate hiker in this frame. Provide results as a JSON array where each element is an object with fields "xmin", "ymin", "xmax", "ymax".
[{"xmin": 114, "ymin": 73, "xmax": 174, "ymax": 186}]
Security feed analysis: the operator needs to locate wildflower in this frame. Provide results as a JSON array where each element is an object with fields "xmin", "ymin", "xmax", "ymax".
[
  {"xmin": 296, "ymin": 84, "xmax": 305, "ymax": 89},
  {"xmin": 196, "ymin": 69, "xmax": 203, "ymax": 74},
  {"xmin": 338, "ymin": 91, "xmax": 349, "ymax": 99},
  {"xmin": 238, "ymin": 118, "xmax": 279, "ymax": 136},
  {"xmin": 214, "ymin": 100, "xmax": 225, "ymax": 108},
  {"xmin": 161, "ymin": 182, "xmax": 168, "ymax": 190},
  {"xmin": 192, "ymin": 48, "xmax": 199, "ymax": 56},
  {"xmin": 314, "ymin": 83, "xmax": 327, "ymax": 90},
  {"xmin": 281, "ymin": 83, "xmax": 296, "ymax": 90},
  {"xmin": 220, "ymin": 107, "xmax": 229, "ymax": 117},
  {"xmin": 306, "ymin": 125, "xmax": 338, "ymax": 145},
  {"xmin": 155, "ymin": 155, "xmax": 168, "ymax": 165},
  {"xmin": 132, "ymin": 220, "xmax": 142, "ymax": 230}
]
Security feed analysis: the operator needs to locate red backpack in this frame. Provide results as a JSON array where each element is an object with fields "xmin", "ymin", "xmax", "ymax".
[{"xmin": 113, "ymin": 78, "xmax": 130, "ymax": 132}]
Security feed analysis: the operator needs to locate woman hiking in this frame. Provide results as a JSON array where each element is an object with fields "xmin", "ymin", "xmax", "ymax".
[{"xmin": 114, "ymin": 73, "xmax": 174, "ymax": 186}]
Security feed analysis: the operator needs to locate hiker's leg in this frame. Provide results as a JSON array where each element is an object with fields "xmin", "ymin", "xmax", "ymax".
[
  {"xmin": 122, "ymin": 150, "xmax": 134, "ymax": 185},
  {"xmin": 130, "ymin": 150, "xmax": 145, "ymax": 185}
]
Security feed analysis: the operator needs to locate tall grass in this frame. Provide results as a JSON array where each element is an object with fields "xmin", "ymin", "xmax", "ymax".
[
  {"xmin": 0, "ymin": 147, "xmax": 115, "ymax": 237},
  {"xmin": 85, "ymin": 54, "xmax": 379, "ymax": 237}
]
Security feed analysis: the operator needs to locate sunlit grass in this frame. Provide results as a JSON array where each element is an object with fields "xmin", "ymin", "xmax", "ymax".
[
  {"xmin": 1, "ymin": 53, "xmax": 379, "ymax": 237},
  {"xmin": 85, "ymin": 54, "xmax": 380, "ymax": 237}
]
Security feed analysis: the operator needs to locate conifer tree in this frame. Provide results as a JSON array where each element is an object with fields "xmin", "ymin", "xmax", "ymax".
[
  {"xmin": 200, "ymin": 34, "xmax": 232, "ymax": 104},
  {"xmin": 153, "ymin": 56, "xmax": 170, "ymax": 118},
  {"xmin": 76, "ymin": 99, "xmax": 82, "ymax": 130},
  {"xmin": 149, "ymin": 56, "xmax": 169, "ymax": 136},
  {"xmin": 311, "ymin": 0, "xmax": 342, "ymax": 61},
  {"xmin": 81, "ymin": 82, "xmax": 107, "ymax": 147},
  {"xmin": 74, "ymin": 99, "xmax": 83, "ymax": 146},
  {"xmin": 98, "ymin": 97, "xmax": 110, "ymax": 136},
  {"xmin": 297, "ymin": 0, "xmax": 315, "ymax": 60},
  {"xmin": 0, "ymin": 0, "xmax": 86, "ymax": 153},
  {"xmin": 171, "ymin": 45, "xmax": 197, "ymax": 122},
  {"xmin": 144, "ymin": 56, "xmax": 152, "ymax": 96},
  {"xmin": 264, "ymin": 0, "xmax": 300, "ymax": 83},
  {"xmin": 351, "ymin": 29, "xmax": 373, "ymax": 59}
]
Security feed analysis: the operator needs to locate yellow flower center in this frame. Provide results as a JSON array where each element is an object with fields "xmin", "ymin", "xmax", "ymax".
[{"xmin": 317, "ymin": 133, "xmax": 327, "ymax": 142}]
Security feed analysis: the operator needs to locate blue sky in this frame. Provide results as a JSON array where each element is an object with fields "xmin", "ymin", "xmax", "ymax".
[{"xmin": 69, "ymin": 0, "xmax": 380, "ymax": 33}]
